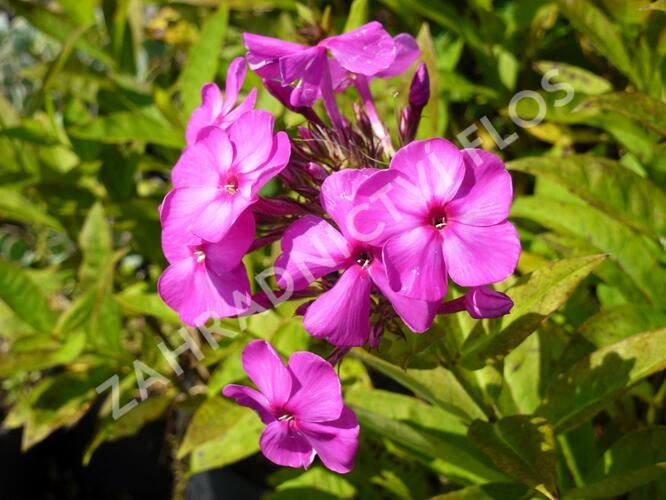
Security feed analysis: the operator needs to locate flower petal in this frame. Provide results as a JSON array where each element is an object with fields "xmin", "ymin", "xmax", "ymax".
[
  {"xmin": 375, "ymin": 33, "xmax": 420, "ymax": 78},
  {"xmin": 160, "ymin": 189, "xmax": 203, "ymax": 263},
  {"xmin": 241, "ymin": 340, "xmax": 292, "ymax": 407},
  {"xmin": 238, "ymin": 131, "xmax": 291, "ymax": 199},
  {"xmin": 260, "ymin": 421, "xmax": 315, "ymax": 469},
  {"xmin": 189, "ymin": 189, "xmax": 254, "ymax": 243},
  {"xmin": 446, "ymin": 149, "xmax": 513, "ymax": 226},
  {"xmin": 229, "ymin": 109, "xmax": 276, "ymax": 172},
  {"xmin": 275, "ymin": 215, "xmax": 351, "ymax": 290},
  {"xmin": 390, "ymin": 138, "xmax": 465, "ymax": 205},
  {"xmin": 220, "ymin": 88, "xmax": 257, "ymax": 126},
  {"xmin": 324, "ymin": 22, "xmax": 395, "ymax": 76},
  {"xmin": 350, "ymin": 169, "xmax": 425, "ymax": 245},
  {"xmin": 222, "ymin": 384, "xmax": 274, "ymax": 424},
  {"xmin": 158, "ymin": 260, "xmax": 250, "ymax": 326},
  {"xmin": 443, "ymin": 221, "xmax": 521, "ymax": 286},
  {"xmin": 286, "ymin": 351, "xmax": 344, "ymax": 423},
  {"xmin": 185, "ymin": 83, "xmax": 223, "ymax": 146},
  {"xmin": 300, "ymin": 406, "xmax": 359, "ymax": 474},
  {"xmin": 204, "ymin": 209, "xmax": 255, "ymax": 272},
  {"xmin": 222, "ymin": 57, "xmax": 247, "ymax": 115},
  {"xmin": 244, "ymin": 32, "xmax": 306, "ymax": 73},
  {"xmin": 369, "ymin": 260, "xmax": 438, "ymax": 332},
  {"xmin": 303, "ymin": 265, "xmax": 372, "ymax": 347},
  {"xmin": 320, "ymin": 168, "xmax": 377, "ymax": 240},
  {"xmin": 383, "ymin": 226, "xmax": 447, "ymax": 301},
  {"xmin": 173, "ymin": 128, "xmax": 232, "ymax": 188}
]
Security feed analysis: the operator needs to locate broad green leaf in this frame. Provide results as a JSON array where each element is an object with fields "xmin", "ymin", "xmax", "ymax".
[
  {"xmin": 534, "ymin": 61, "xmax": 613, "ymax": 95},
  {"xmin": 179, "ymin": 4, "xmax": 229, "ymax": 115},
  {"xmin": 343, "ymin": 0, "xmax": 369, "ymax": 31},
  {"xmin": 84, "ymin": 393, "xmax": 173, "ymax": 465},
  {"xmin": 538, "ymin": 328, "xmax": 666, "ymax": 431},
  {"xmin": 461, "ymin": 255, "xmax": 606, "ymax": 369},
  {"xmin": 115, "ymin": 284, "xmax": 180, "ymax": 324},
  {"xmin": 578, "ymin": 305, "xmax": 666, "ymax": 347},
  {"xmin": 22, "ymin": 367, "xmax": 113, "ymax": 450},
  {"xmin": 512, "ymin": 197, "xmax": 665, "ymax": 304},
  {"xmin": 468, "ymin": 416, "xmax": 558, "ymax": 499},
  {"xmin": 0, "ymin": 188, "xmax": 64, "ymax": 231},
  {"xmin": 567, "ymin": 427, "xmax": 666, "ymax": 498},
  {"xmin": 79, "ymin": 203, "xmax": 113, "ymax": 288},
  {"xmin": 0, "ymin": 259, "xmax": 58, "ymax": 333},
  {"xmin": 188, "ymin": 404, "xmax": 263, "ymax": 474},
  {"xmin": 351, "ymin": 405, "xmax": 508, "ymax": 484},
  {"xmin": 0, "ymin": 330, "xmax": 85, "ymax": 377},
  {"xmin": 352, "ymin": 349, "xmax": 485, "ymax": 422},
  {"xmin": 416, "ymin": 23, "xmax": 443, "ymax": 139},
  {"xmin": 70, "ymin": 109, "xmax": 184, "ymax": 148},
  {"xmin": 508, "ymin": 155, "xmax": 666, "ymax": 240},
  {"xmin": 271, "ymin": 467, "xmax": 356, "ymax": 498},
  {"xmin": 431, "ymin": 483, "xmax": 529, "ymax": 499},
  {"xmin": 557, "ymin": 0, "xmax": 641, "ymax": 87},
  {"xmin": 577, "ymin": 92, "xmax": 666, "ymax": 137}
]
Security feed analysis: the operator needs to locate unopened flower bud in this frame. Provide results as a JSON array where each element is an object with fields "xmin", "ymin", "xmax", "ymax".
[
  {"xmin": 409, "ymin": 62, "xmax": 430, "ymax": 108},
  {"xmin": 464, "ymin": 287, "xmax": 513, "ymax": 319},
  {"xmin": 305, "ymin": 162, "xmax": 328, "ymax": 183}
]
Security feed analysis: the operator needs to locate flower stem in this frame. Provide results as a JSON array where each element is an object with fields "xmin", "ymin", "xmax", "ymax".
[{"xmin": 354, "ymin": 75, "xmax": 394, "ymax": 155}]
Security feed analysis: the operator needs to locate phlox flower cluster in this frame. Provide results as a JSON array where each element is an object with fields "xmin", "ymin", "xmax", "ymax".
[{"xmin": 158, "ymin": 22, "xmax": 520, "ymax": 473}]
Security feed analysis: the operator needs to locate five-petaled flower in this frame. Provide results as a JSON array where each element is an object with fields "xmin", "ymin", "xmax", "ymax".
[{"xmin": 223, "ymin": 340, "xmax": 359, "ymax": 473}]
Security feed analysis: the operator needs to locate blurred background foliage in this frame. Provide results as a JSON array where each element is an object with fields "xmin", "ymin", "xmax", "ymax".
[{"xmin": 0, "ymin": 0, "xmax": 665, "ymax": 498}]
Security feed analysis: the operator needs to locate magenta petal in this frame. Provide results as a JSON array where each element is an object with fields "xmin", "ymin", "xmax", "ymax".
[
  {"xmin": 189, "ymin": 190, "xmax": 253, "ymax": 243},
  {"xmin": 300, "ymin": 406, "xmax": 359, "ymax": 474},
  {"xmin": 279, "ymin": 46, "xmax": 325, "ymax": 84},
  {"xmin": 369, "ymin": 260, "xmax": 438, "ymax": 332},
  {"xmin": 221, "ymin": 88, "xmax": 257, "ymax": 126},
  {"xmin": 320, "ymin": 168, "xmax": 377, "ymax": 240},
  {"xmin": 350, "ymin": 169, "xmax": 425, "ymax": 245},
  {"xmin": 185, "ymin": 83, "xmax": 223, "ymax": 146},
  {"xmin": 244, "ymin": 33, "xmax": 305, "ymax": 61},
  {"xmin": 158, "ymin": 260, "xmax": 250, "ymax": 326},
  {"xmin": 222, "ymin": 57, "xmax": 247, "ymax": 115},
  {"xmin": 443, "ymin": 221, "xmax": 521, "ymax": 286},
  {"xmin": 383, "ymin": 226, "xmax": 447, "ymax": 302},
  {"xmin": 173, "ymin": 129, "xmax": 231, "ymax": 188},
  {"xmin": 260, "ymin": 420, "xmax": 315, "ymax": 469},
  {"xmin": 446, "ymin": 149, "xmax": 513, "ymax": 226},
  {"xmin": 204, "ymin": 209, "xmax": 255, "ymax": 272},
  {"xmin": 464, "ymin": 287, "xmax": 514, "ymax": 319},
  {"xmin": 324, "ymin": 22, "xmax": 395, "ymax": 76},
  {"xmin": 303, "ymin": 266, "xmax": 372, "ymax": 347},
  {"xmin": 239, "ymin": 131, "xmax": 291, "ymax": 199},
  {"xmin": 275, "ymin": 215, "xmax": 350, "ymax": 290},
  {"xmin": 390, "ymin": 138, "xmax": 465, "ymax": 204},
  {"xmin": 241, "ymin": 340, "xmax": 292, "ymax": 407},
  {"xmin": 375, "ymin": 33, "xmax": 420, "ymax": 78},
  {"xmin": 160, "ymin": 190, "xmax": 202, "ymax": 263},
  {"xmin": 229, "ymin": 109, "xmax": 276, "ymax": 172},
  {"xmin": 286, "ymin": 351, "xmax": 344, "ymax": 422},
  {"xmin": 222, "ymin": 384, "xmax": 274, "ymax": 424}
]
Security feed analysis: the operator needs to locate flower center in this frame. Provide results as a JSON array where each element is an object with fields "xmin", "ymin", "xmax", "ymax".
[
  {"xmin": 193, "ymin": 249, "xmax": 206, "ymax": 263},
  {"xmin": 429, "ymin": 207, "xmax": 448, "ymax": 229},
  {"xmin": 277, "ymin": 412, "xmax": 295, "ymax": 422},
  {"xmin": 223, "ymin": 176, "xmax": 239, "ymax": 195},
  {"xmin": 355, "ymin": 250, "xmax": 372, "ymax": 269}
]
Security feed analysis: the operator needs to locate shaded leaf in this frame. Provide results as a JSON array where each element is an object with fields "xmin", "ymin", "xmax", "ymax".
[
  {"xmin": 578, "ymin": 305, "xmax": 666, "ymax": 347},
  {"xmin": 577, "ymin": 92, "xmax": 666, "ymax": 137},
  {"xmin": 534, "ymin": 61, "xmax": 613, "ymax": 95},
  {"xmin": 431, "ymin": 483, "xmax": 529, "ymax": 499},
  {"xmin": 0, "ymin": 188, "xmax": 64, "ymax": 231}
]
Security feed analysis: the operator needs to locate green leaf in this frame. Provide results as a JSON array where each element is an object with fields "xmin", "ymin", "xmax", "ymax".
[
  {"xmin": 512, "ymin": 197, "xmax": 665, "ymax": 304},
  {"xmin": 22, "ymin": 367, "xmax": 113, "ymax": 450},
  {"xmin": 0, "ymin": 259, "xmax": 58, "ymax": 333},
  {"xmin": 578, "ymin": 305, "xmax": 666, "ymax": 348},
  {"xmin": 416, "ymin": 23, "xmax": 443, "ymax": 139},
  {"xmin": 178, "ymin": 4, "xmax": 229, "ymax": 116},
  {"xmin": 115, "ymin": 284, "xmax": 180, "ymax": 324},
  {"xmin": 0, "ymin": 188, "xmax": 64, "ymax": 231},
  {"xmin": 343, "ymin": 0, "xmax": 369, "ymax": 31},
  {"xmin": 0, "ymin": 330, "xmax": 85, "ymax": 377},
  {"xmin": 577, "ymin": 92, "xmax": 666, "ymax": 137},
  {"xmin": 533, "ymin": 61, "xmax": 613, "ymax": 95},
  {"xmin": 467, "ymin": 416, "xmax": 558, "ymax": 499},
  {"xmin": 461, "ymin": 255, "xmax": 606, "ymax": 369},
  {"xmin": 567, "ymin": 427, "xmax": 666, "ymax": 498},
  {"xmin": 79, "ymin": 203, "xmax": 113, "ymax": 289},
  {"xmin": 188, "ymin": 403, "xmax": 263, "ymax": 474},
  {"xmin": 69, "ymin": 109, "xmax": 185, "ymax": 148},
  {"xmin": 538, "ymin": 328, "xmax": 666, "ymax": 431},
  {"xmin": 271, "ymin": 467, "xmax": 356, "ymax": 498},
  {"xmin": 351, "ymin": 405, "xmax": 508, "ymax": 484},
  {"xmin": 431, "ymin": 483, "xmax": 529, "ymax": 499},
  {"xmin": 508, "ymin": 155, "xmax": 666, "ymax": 240},
  {"xmin": 557, "ymin": 0, "xmax": 641, "ymax": 87}
]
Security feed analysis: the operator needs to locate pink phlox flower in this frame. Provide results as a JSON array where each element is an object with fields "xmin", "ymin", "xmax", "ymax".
[
  {"xmin": 275, "ymin": 169, "xmax": 438, "ymax": 347},
  {"xmin": 169, "ymin": 110, "xmax": 290, "ymax": 243},
  {"xmin": 351, "ymin": 139, "xmax": 521, "ymax": 302},
  {"xmin": 223, "ymin": 340, "xmax": 359, "ymax": 473},
  {"xmin": 186, "ymin": 57, "xmax": 258, "ymax": 146}
]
